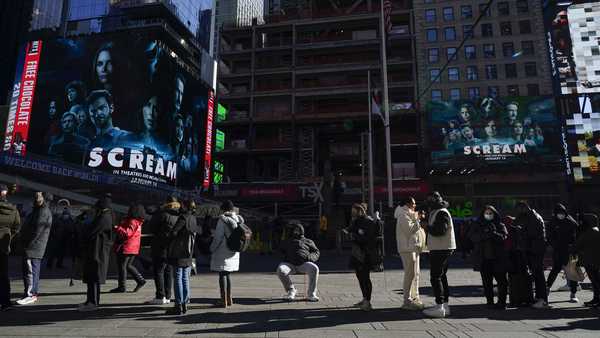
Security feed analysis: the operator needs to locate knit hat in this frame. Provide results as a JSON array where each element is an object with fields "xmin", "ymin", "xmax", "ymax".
[{"xmin": 221, "ymin": 200, "xmax": 234, "ymax": 212}]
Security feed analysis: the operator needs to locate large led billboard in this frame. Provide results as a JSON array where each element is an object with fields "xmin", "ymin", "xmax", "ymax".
[
  {"xmin": 2, "ymin": 35, "xmax": 213, "ymax": 189},
  {"xmin": 545, "ymin": 1, "xmax": 600, "ymax": 94},
  {"xmin": 563, "ymin": 95, "xmax": 600, "ymax": 182},
  {"xmin": 428, "ymin": 96, "xmax": 562, "ymax": 167}
]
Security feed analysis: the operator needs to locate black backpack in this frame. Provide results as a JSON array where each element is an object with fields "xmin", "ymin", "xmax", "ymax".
[
  {"xmin": 428, "ymin": 209, "xmax": 449, "ymax": 237},
  {"xmin": 225, "ymin": 216, "xmax": 252, "ymax": 252}
]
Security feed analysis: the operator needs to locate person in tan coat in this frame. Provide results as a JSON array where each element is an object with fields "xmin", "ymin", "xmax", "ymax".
[{"xmin": 394, "ymin": 197, "xmax": 426, "ymax": 310}]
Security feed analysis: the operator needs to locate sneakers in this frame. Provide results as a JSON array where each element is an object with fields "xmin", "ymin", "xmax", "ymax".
[
  {"xmin": 402, "ymin": 300, "xmax": 425, "ymax": 310},
  {"xmin": 284, "ymin": 288, "xmax": 297, "ymax": 301},
  {"xmin": 443, "ymin": 303, "xmax": 451, "ymax": 316},
  {"xmin": 531, "ymin": 299, "xmax": 550, "ymax": 309},
  {"xmin": 133, "ymin": 280, "xmax": 146, "ymax": 293},
  {"xmin": 423, "ymin": 304, "xmax": 446, "ymax": 318},
  {"xmin": 307, "ymin": 295, "xmax": 320, "ymax": 302},
  {"xmin": 16, "ymin": 296, "xmax": 38, "ymax": 305},
  {"xmin": 77, "ymin": 303, "xmax": 98, "ymax": 312},
  {"xmin": 146, "ymin": 297, "xmax": 170, "ymax": 305},
  {"xmin": 569, "ymin": 294, "xmax": 579, "ymax": 303},
  {"xmin": 359, "ymin": 300, "xmax": 373, "ymax": 311},
  {"xmin": 109, "ymin": 287, "xmax": 126, "ymax": 293}
]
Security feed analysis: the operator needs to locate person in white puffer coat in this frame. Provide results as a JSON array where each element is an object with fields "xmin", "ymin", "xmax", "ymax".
[{"xmin": 210, "ymin": 200, "xmax": 241, "ymax": 307}]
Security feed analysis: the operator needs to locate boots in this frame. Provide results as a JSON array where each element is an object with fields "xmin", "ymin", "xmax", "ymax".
[
  {"xmin": 217, "ymin": 289, "xmax": 229, "ymax": 308},
  {"xmin": 133, "ymin": 279, "xmax": 146, "ymax": 293},
  {"xmin": 182, "ymin": 302, "xmax": 188, "ymax": 314},
  {"xmin": 227, "ymin": 293, "xmax": 233, "ymax": 307},
  {"xmin": 165, "ymin": 303, "xmax": 182, "ymax": 315}
]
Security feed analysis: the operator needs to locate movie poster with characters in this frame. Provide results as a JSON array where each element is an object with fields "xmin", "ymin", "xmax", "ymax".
[
  {"xmin": 428, "ymin": 96, "xmax": 562, "ymax": 167},
  {"xmin": 2, "ymin": 35, "xmax": 213, "ymax": 189}
]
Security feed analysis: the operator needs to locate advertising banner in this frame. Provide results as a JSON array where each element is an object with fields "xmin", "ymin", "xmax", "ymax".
[
  {"xmin": 428, "ymin": 96, "xmax": 562, "ymax": 167},
  {"xmin": 2, "ymin": 35, "xmax": 213, "ymax": 189},
  {"xmin": 563, "ymin": 95, "xmax": 600, "ymax": 182},
  {"xmin": 544, "ymin": 1, "xmax": 600, "ymax": 94}
]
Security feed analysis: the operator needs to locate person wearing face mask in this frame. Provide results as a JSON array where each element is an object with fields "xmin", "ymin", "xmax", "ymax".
[
  {"xmin": 16, "ymin": 192, "xmax": 53, "ymax": 306},
  {"xmin": 468, "ymin": 206, "xmax": 509, "ymax": 309},
  {"xmin": 422, "ymin": 192, "xmax": 456, "ymax": 318},
  {"xmin": 344, "ymin": 203, "xmax": 384, "ymax": 311},
  {"xmin": 276, "ymin": 220, "xmax": 321, "ymax": 302},
  {"xmin": 546, "ymin": 204, "xmax": 579, "ymax": 303},
  {"xmin": 394, "ymin": 197, "xmax": 426, "ymax": 310}
]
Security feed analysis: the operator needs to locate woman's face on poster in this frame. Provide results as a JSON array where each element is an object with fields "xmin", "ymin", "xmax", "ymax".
[
  {"xmin": 460, "ymin": 107, "xmax": 471, "ymax": 122},
  {"xmin": 96, "ymin": 50, "xmax": 113, "ymax": 85},
  {"xmin": 175, "ymin": 118, "xmax": 184, "ymax": 142},
  {"xmin": 513, "ymin": 122, "xmax": 523, "ymax": 136},
  {"xmin": 484, "ymin": 121, "xmax": 497, "ymax": 138},
  {"xmin": 142, "ymin": 96, "xmax": 158, "ymax": 132},
  {"xmin": 67, "ymin": 87, "xmax": 78, "ymax": 102}
]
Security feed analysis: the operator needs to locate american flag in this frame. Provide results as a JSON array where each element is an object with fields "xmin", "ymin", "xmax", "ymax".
[{"xmin": 383, "ymin": 0, "xmax": 393, "ymax": 34}]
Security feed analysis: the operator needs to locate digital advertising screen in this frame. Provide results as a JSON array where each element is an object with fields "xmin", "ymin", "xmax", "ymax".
[
  {"xmin": 544, "ymin": 1, "xmax": 600, "ymax": 94},
  {"xmin": 428, "ymin": 96, "xmax": 563, "ymax": 167},
  {"xmin": 563, "ymin": 95, "xmax": 600, "ymax": 182},
  {"xmin": 2, "ymin": 34, "xmax": 214, "ymax": 190}
]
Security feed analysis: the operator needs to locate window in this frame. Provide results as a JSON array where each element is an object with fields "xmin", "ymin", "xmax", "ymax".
[
  {"xmin": 481, "ymin": 23, "xmax": 493, "ymax": 37},
  {"xmin": 507, "ymin": 85, "xmax": 519, "ymax": 96},
  {"xmin": 431, "ymin": 90, "xmax": 442, "ymax": 101},
  {"xmin": 485, "ymin": 65, "xmax": 498, "ymax": 80},
  {"xmin": 498, "ymin": 2, "xmax": 510, "ymax": 16},
  {"xmin": 450, "ymin": 88, "xmax": 461, "ymax": 101},
  {"xmin": 522, "ymin": 41, "xmax": 534, "ymax": 56},
  {"xmin": 425, "ymin": 9, "xmax": 436, "ymax": 22},
  {"xmin": 461, "ymin": 5, "xmax": 473, "ymax": 19},
  {"xmin": 468, "ymin": 87, "xmax": 480, "ymax": 99},
  {"xmin": 443, "ymin": 7, "xmax": 454, "ymax": 21},
  {"xmin": 483, "ymin": 44, "xmax": 496, "ymax": 58},
  {"xmin": 467, "ymin": 66, "xmax": 479, "ymax": 80},
  {"xmin": 430, "ymin": 69, "xmax": 441, "ymax": 82},
  {"xmin": 463, "ymin": 25, "xmax": 473, "ymax": 38},
  {"xmin": 444, "ymin": 27, "xmax": 456, "ymax": 41},
  {"xmin": 428, "ymin": 48, "xmax": 439, "ymax": 63},
  {"xmin": 465, "ymin": 45, "xmax": 476, "ymax": 59},
  {"xmin": 516, "ymin": 0, "xmax": 529, "ymax": 14},
  {"xmin": 519, "ymin": 20, "xmax": 532, "ymax": 34},
  {"xmin": 488, "ymin": 86, "xmax": 499, "ymax": 97},
  {"xmin": 427, "ymin": 29, "xmax": 438, "ymax": 42},
  {"xmin": 503, "ymin": 42, "xmax": 515, "ymax": 57},
  {"xmin": 527, "ymin": 84, "xmax": 540, "ymax": 96},
  {"xmin": 479, "ymin": 3, "xmax": 491, "ymax": 17},
  {"xmin": 505, "ymin": 63, "xmax": 518, "ymax": 78},
  {"xmin": 500, "ymin": 22, "xmax": 512, "ymax": 36},
  {"xmin": 525, "ymin": 62, "xmax": 537, "ymax": 77},
  {"xmin": 448, "ymin": 67, "xmax": 460, "ymax": 81},
  {"xmin": 447, "ymin": 47, "xmax": 458, "ymax": 60}
]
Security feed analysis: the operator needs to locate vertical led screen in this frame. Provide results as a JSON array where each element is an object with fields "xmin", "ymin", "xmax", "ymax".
[
  {"xmin": 563, "ymin": 95, "xmax": 600, "ymax": 182},
  {"xmin": 2, "ymin": 35, "xmax": 213, "ymax": 189}
]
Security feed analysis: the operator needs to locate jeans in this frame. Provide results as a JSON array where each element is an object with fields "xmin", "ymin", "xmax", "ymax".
[
  {"xmin": 22, "ymin": 257, "xmax": 41, "ymax": 297},
  {"xmin": 355, "ymin": 266, "xmax": 372, "ymax": 301},
  {"xmin": 585, "ymin": 264, "xmax": 600, "ymax": 301},
  {"xmin": 276, "ymin": 262, "xmax": 319, "ymax": 298},
  {"xmin": 480, "ymin": 259, "xmax": 508, "ymax": 305},
  {"xmin": 527, "ymin": 253, "xmax": 548, "ymax": 301},
  {"xmin": 86, "ymin": 282, "xmax": 100, "ymax": 305},
  {"xmin": 400, "ymin": 252, "xmax": 420, "ymax": 301},
  {"xmin": 152, "ymin": 257, "xmax": 173, "ymax": 299},
  {"xmin": 430, "ymin": 250, "xmax": 452, "ymax": 304},
  {"xmin": 174, "ymin": 267, "xmax": 191, "ymax": 305},
  {"xmin": 219, "ymin": 271, "xmax": 231, "ymax": 298},
  {"xmin": 0, "ymin": 253, "xmax": 9, "ymax": 306},
  {"xmin": 117, "ymin": 254, "xmax": 144, "ymax": 288}
]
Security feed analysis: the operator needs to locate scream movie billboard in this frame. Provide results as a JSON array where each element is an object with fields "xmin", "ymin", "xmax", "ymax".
[
  {"xmin": 428, "ymin": 96, "xmax": 562, "ymax": 167},
  {"xmin": 2, "ymin": 36, "xmax": 214, "ymax": 189}
]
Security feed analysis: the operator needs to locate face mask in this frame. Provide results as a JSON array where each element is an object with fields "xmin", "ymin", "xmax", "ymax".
[
  {"xmin": 484, "ymin": 214, "xmax": 494, "ymax": 221},
  {"xmin": 556, "ymin": 214, "xmax": 566, "ymax": 220}
]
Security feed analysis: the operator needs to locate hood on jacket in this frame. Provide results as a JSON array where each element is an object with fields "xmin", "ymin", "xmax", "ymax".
[
  {"xmin": 554, "ymin": 203, "xmax": 568, "ymax": 216},
  {"xmin": 582, "ymin": 213, "xmax": 599, "ymax": 231},
  {"xmin": 479, "ymin": 205, "xmax": 500, "ymax": 223},
  {"xmin": 288, "ymin": 220, "xmax": 305, "ymax": 239},
  {"xmin": 427, "ymin": 191, "xmax": 449, "ymax": 210}
]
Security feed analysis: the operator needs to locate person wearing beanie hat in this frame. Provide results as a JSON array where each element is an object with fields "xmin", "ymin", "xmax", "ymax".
[
  {"xmin": 574, "ymin": 213, "xmax": 600, "ymax": 307},
  {"xmin": 17, "ymin": 192, "xmax": 52, "ymax": 306},
  {"xmin": 0, "ymin": 184, "xmax": 21, "ymax": 311}
]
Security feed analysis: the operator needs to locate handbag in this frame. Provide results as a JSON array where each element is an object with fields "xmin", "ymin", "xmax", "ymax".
[{"xmin": 564, "ymin": 255, "xmax": 586, "ymax": 282}]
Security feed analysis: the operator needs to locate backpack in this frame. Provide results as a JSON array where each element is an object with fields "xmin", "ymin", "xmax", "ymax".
[
  {"xmin": 428, "ymin": 209, "xmax": 449, "ymax": 237},
  {"xmin": 224, "ymin": 215, "xmax": 252, "ymax": 252}
]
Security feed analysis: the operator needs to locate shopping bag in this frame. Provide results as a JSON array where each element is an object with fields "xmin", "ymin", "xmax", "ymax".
[{"xmin": 564, "ymin": 256, "xmax": 586, "ymax": 282}]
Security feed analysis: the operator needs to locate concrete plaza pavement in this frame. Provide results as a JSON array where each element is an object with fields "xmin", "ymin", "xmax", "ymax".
[{"xmin": 2, "ymin": 253, "xmax": 599, "ymax": 337}]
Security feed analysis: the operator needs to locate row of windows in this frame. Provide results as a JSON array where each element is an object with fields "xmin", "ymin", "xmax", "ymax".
[
  {"xmin": 423, "ymin": 1, "xmax": 530, "ymax": 22},
  {"xmin": 427, "ymin": 41, "xmax": 535, "ymax": 63},
  {"xmin": 431, "ymin": 84, "xmax": 540, "ymax": 101},
  {"xmin": 425, "ymin": 20, "xmax": 532, "ymax": 42},
  {"xmin": 428, "ymin": 62, "xmax": 539, "ymax": 83}
]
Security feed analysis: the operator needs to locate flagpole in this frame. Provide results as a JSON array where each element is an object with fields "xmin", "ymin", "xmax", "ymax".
[
  {"xmin": 380, "ymin": 0, "xmax": 393, "ymax": 209},
  {"xmin": 367, "ymin": 70, "xmax": 375, "ymax": 217}
]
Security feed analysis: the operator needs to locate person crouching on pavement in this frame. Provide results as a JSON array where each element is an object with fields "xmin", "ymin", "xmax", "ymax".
[
  {"xmin": 276, "ymin": 220, "xmax": 320, "ymax": 302},
  {"xmin": 422, "ymin": 191, "xmax": 456, "ymax": 318},
  {"xmin": 110, "ymin": 203, "xmax": 146, "ymax": 293},
  {"xmin": 344, "ymin": 203, "xmax": 384, "ymax": 311},
  {"xmin": 468, "ymin": 205, "xmax": 509, "ymax": 310},
  {"xmin": 394, "ymin": 197, "xmax": 426, "ymax": 310}
]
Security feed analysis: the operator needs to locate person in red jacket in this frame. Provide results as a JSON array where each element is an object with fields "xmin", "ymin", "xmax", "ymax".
[{"xmin": 110, "ymin": 204, "xmax": 146, "ymax": 293}]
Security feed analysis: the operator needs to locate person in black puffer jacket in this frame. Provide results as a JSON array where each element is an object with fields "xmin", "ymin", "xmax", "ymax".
[
  {"xmin": 546, "ymin": 203, "xmax": 579, "ymax": 302},
  {"xmin": 0, "ymin": 184, "xmax": 21, "ymax": 311},
  {"xmin": 344, "ymin": 203, "xmax": 384, "ymax": 312},
  {"xmin": 276, "ymin": 220, "xmax": 320, "ymax": 302},
  {"xmin": 467, "ymin": 205, "xmax": 509, "ymax": 309}
]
